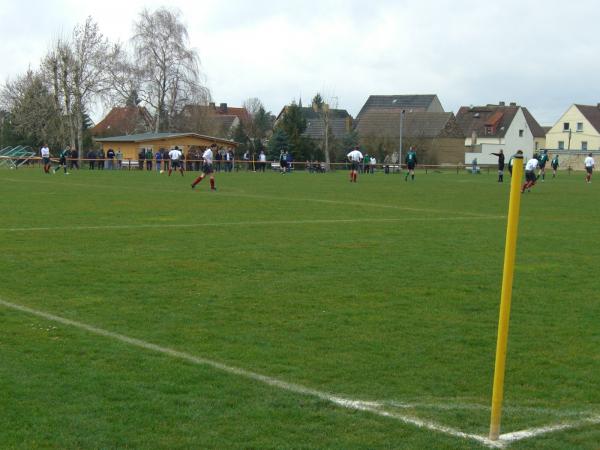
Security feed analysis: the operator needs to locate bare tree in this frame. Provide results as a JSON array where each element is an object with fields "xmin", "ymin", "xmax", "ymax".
[
  {"xmin": 132, "ymin": 7, "xmax": 208, "ymax": 132},
  {"xmin": 1, "ymin": 69, "xmax": 64, "ymax": 148},
  {"xmin": 40, "ymin": 18, "xmax": 110, "ymax": 155}
]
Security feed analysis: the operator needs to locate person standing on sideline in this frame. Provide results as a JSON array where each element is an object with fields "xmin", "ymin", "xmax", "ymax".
[
  {"xmin": 191, "ymin": 143, "xmax": 217, "ymax": 191},
  {"xmin": 405, "ymin": 146, "xmax": 417, "ymax": 181},
  {"xmin": 521, "ymin": 154, "xmax": 540, "ymax": 193},
  {"xmin": 106, "ymin": 148, "xmax": 115, "ymax": 170},
  {"xmin": 537, "ymin": 149, "xmax": 549, "ymax": 181},
  {"xmin": 70, "ymin": 147, "xmax": 79, "ymax": 170},
  {"xmin": 370, "ymin": 155, "xmax": 377, "ymax": 174},
  {"xmin": 97, "ymin": 148, "xmax": 105, "ymax": 170},
  {"xmin": 491, "ymin": 149, "xmax": 505, "ymax": 182},
  {"xmin": 155, "ymin": 149, "xmax": 163, "ymax": 172},
  {"xmin": 551, "ymin": 154, "xmax": 559, "ymax": 178},
  {"xmin": 258, "ymin": 150, "xmax": 267, "ymax": 172},
  {"xmin": 116, "ymin": 149, "xmax": 123, "ymax": 170},
  {"xmin": 53, "ymin": 146, "xmax": 70, "ymax": 174},
  {"xmin": 584, "ymin": 152, "xmax": 595, "ymax": 183},
  {"xmin": 87, "ymin": 149, "xmax": 96, "ymax": 170},
  {"xmin": 40, "ymin": 144, "xmax": 51, "ymax": 173},
  {"xmin": 168, "ymin": 146, "xmax": 185, "ymax": 176},
  {"xmin": 346, "ymin": 145, "xmax": 363, "ymax": 183},
  {"xmin": 145, "ymin": 148, "xmax": 153, "ymax": 171}
]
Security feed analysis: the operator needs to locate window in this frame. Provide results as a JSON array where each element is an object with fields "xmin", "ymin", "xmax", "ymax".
[
  {"xmin": 485, "ymin": 126, "xmax": 493, "ymax": 135},
  {"xmin": 582, "ymin": 141, "xmax": 588, "ymax": 151},
  {"xmin": 519, "ymin": 129, "xmax": 524, "ymax": 137},
  {"xmin": 558, "ymin": 141, "xmax": 564, "ymax": 150},
  {"xmin": 577, "ymin": 122, "xmax": 583, "ymax": 132},
  {"xmin": 563, "ymin": 122, "xmax": 570, "ymax": 131}
]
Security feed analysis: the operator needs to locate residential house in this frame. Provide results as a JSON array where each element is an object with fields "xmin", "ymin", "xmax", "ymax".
[
  {"xmin": 455, "ymin": 102, "xmax": 545, "ymax": 165},
  {"xmin": 355, "ymin": 94, "xmax": 445, "ymax": 124},
  {"xmin": 175, "ymin": 102, "xmax": 249, "ymax": 138},
  {"xmin": 544, "ymin": 104, "xmax": 600, "ymax": 169},
  {"xmin": 355, "ymin": 110, "xmax": 465, "ymax": 165},
  {"xmin": 91, "ymin": 106, "xmax": 153, "ymax": 137}
]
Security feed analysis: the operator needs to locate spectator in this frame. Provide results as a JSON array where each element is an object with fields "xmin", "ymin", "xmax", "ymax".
[
  {"xmin": 145, "ymin": 148, "xmax": 153, "ymax": 171},
  {"xmin": 97, "ymin": 149, "xmax": 105, "ymax": 170},
  {"xmin": 138, "ymin": 147, "xmax": 146, "ymax": 170},
  {"xmin": 116, "ymin": 149, "xmax": 123, "ymax": 170},
  {"xmin": 258, "ymin": 150, "xmax": 267, "ymax": 172},
  {"xmin": 87, "ymin": 149, "xmax": 96, "ymax": 170},
  {"xmin": 155, "ymin": 150, "xmax": 163, "ymax": 172},
  {"xmin": 106, "ymin": 148, "xmax": 116, "ymax": 170},
  {"xmin": 70, "ymin": 148, "xmax": 79, "ymax": 170},
  {"xmin": 370, "ymin": 155, "xmax": 376, "ymax": 174}
]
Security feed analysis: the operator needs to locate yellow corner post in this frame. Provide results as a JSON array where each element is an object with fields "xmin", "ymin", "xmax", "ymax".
[{"xmin": 489, "ymin": 154, "xmax": 524, "ymax": 441}]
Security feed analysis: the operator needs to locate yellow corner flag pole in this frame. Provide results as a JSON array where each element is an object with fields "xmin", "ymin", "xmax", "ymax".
[{"xmin": 489, "ymin": 154, "xmax": 524, "ymax": 441}]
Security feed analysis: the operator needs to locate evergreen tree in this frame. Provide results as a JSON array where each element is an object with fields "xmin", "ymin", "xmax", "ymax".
[
  {"xmin": 231, "ymin": 121, "xmax": 250, "ymax": 154},
  {"xmin": 267, "ymin": 127, "xmax": 289, "ymax": 160}
]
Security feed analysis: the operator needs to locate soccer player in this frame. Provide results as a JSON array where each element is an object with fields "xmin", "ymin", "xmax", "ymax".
[
  {"xmin": 191, "ymin": 143, "xmax": 217, "ymax": 191},
  {"xmin": 405, "ymin": 146, "xmax": 417, "ymax": 181},
  {"xmin": 40, "ymin": 144, "xmax": 51, "ymax": 174},
  {"xmin": 507, "ymin": 150, "xmax": 523, "ymax": 175},
  {"xmin": 491, "ymin": 149, "xmax": 505, "ymax": 182},
  {"xmin": 551, "ymin": 154, "xmax": 559, "ymax": 178},
  {"xmin": 537, "ymin": 149, "xmax": 549, "ymax": 181},
  {"xmin": 53, "ymin": 146, "xmax": 70, "ymax": 175},
  {"xmin": 584, "ymin": 152, "xmax": 595, "ymax": 183},
  {"xmin": 168, "ymin": 146, "xmax": 185, "ymax": 176},
  {"xmin": 521, "ymin": 154, "xmax": 539, "ymax": 193},
  {"xmin": 346, "ymin": 145, "xmax": 363, "ymax": 183},
  {"xmin": 280, "ymin": 150, "xmax": 288, "ymax": 174}
]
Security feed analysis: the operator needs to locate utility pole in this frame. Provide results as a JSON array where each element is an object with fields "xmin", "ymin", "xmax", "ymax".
[{"xmin": 399, "ymin": 109, "xmax": 405, "ymax": 172}]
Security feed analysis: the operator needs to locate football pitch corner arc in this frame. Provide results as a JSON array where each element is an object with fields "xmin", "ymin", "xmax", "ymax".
[{"xmin": 1, "ymin": 297, "xmax": 598, "ymax": 449}]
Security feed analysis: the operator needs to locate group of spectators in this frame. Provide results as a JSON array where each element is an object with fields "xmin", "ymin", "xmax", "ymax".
[{"xmin": 85, "ymin": 148, "xmax": 123, "ymax": 170}]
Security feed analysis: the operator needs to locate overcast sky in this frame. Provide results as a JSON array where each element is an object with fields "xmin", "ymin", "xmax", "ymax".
[{"xmin": 1, "ymin": 0, "xmax": 599, "ymax": 125}]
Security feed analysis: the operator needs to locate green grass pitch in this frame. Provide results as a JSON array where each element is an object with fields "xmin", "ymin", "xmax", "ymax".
[{"xmin": 0, "ymin": 166, "xmax": 599, "ymax": 449}]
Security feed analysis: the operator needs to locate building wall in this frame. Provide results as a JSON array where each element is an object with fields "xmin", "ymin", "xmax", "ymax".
[
  {"xmin": 433, "ymin": 138, "xmax": 468, "ymax": 165},
  {"xmin": 545, "ymin": 105, "xmax": 600, "ymax": 151},
  {"xmin": 427, "ymin": 96, "xmax": 445, "ymax": 113},
  {"xmin": 99, "ymin": 136, "xmax": 235, "ymax": 160}
]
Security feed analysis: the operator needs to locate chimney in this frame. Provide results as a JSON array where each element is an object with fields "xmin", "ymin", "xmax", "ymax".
[
  {"xmin": 219, "ymin": 103, "xmax": 227, "ymax": 113},
  {"xmin": 499, "ymin": 101, "xmax": 505, "ymax": 106},
  {"xmin": 509, "ymin": 102, "xmax": 517, "ymax": 106}
]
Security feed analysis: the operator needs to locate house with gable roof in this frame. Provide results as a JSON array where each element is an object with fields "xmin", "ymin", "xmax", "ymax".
[
  {"xmin": 91, "ymin": 106, "xmax": 153, "ymax": 137},
  {"xmin": 455, "ymin": 102, "xmax": 545, "ymax": 165},
  {"xmin": 544, "ymin": 103, "xmax": 600, "ymax": 169},
  {"xmin": 355, "ymin": 109, "xmax": 465, "ymax": 165}
]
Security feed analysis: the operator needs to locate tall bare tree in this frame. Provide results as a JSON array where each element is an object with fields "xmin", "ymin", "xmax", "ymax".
[
  {"xmin": 41, "ymin": 18, "xmax": 110, "ymax": 155},
  {"xmin": 132, "ymin": 7, "xmax": 208, "ymax": 132}
]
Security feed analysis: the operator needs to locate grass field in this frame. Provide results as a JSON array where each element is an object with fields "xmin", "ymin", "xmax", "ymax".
[{"xmin": 0, "ymin": 166, "xmax": 599, "ymax": 449}]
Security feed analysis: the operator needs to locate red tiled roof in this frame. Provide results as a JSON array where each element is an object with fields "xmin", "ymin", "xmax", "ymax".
[{"xmin": 91, "ymin": 106, "xmax": 153, "ymax": 137}]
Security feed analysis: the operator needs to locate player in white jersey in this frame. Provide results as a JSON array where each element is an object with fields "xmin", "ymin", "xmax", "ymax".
[
  {"xmin": 191, "ymin": 143, "xmax": 217, "ymax": 191},
  {"xmin": 168, "ymin": 146, "xmax": 184, "ymax": 176},
  {"xmin": 346, "ymin": 146, "xmax": 363, "ymax": 183},
  {"xmin": 584, "ymin": 153, "xmax": 594, "ymax": 183},
  {"xmin": 521, "ymin": 155, "xmax": 539, "ymax": 193},
  {"xmin": 40, "ymin": 144, "xmax": 51, "ymax": 173}
]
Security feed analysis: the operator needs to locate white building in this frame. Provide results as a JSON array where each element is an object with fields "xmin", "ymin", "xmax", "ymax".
[{"xmin": 455, "ymin": 103, "xmax": 546, "ymax": 165}]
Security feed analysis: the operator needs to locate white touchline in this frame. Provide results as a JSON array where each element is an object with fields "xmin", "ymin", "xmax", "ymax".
[
  {"xmin": 1, "ymin": 297, "xmax": 598, "ymax": 448},
  {"xmin": 0, "ymin": 297, "xmax": 501, "ymax": 448},
  {"xmin": 0, "ymin": 216, "xmax": 503, "ymax": 233}
]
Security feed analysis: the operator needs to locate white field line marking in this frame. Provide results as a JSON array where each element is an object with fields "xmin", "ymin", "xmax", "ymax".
[
  {"xmin": 0, "ymin": 298, "xmax": 501, "ymax": 449},
  {"xmin": 385, "ymin": 400, "xmax": 599, "ymax": 418},
  {"xmin": 500, "ymin": 415, "xmax": 600, "ymax": 442},
  {"xmin": 0, "ymin": 176, "xmax": 500, "ymax": 219},
  {"xmin": 0, "ymin": 216, "xmax": 503, "ymax": 233}
]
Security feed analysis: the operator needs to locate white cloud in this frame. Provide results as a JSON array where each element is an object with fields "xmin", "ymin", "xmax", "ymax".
[{"xmin": 2, "ymin": 0, "xmax": 600, "ymax": 125}]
